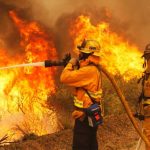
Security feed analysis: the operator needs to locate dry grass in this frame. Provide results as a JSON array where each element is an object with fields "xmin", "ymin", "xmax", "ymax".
[
  {"xmin": 47, "ymin": 83, "xmax": 74, "ymax": 129},
  {"xmin": 102, "ymin": 74, "xmax": 141, "ymax": 115}
]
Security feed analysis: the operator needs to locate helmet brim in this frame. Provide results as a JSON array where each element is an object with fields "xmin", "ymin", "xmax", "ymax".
[
  {"xmin": 79, "ymin": 48, "xmax": 100, "ymax": 56},
  {"xmin": 77, "ymin": 45, "xmax": 82, "ymax": 50}
]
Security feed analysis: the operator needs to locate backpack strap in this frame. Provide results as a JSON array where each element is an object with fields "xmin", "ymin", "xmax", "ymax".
[{"xmin": 83, "ymin": 89, "xmax": 99, "ymax": 104}]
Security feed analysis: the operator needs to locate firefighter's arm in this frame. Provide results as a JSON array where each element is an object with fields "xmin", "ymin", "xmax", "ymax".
[{"xmin": 60, "ymin": 62, "xmax": 95, "ymax": 87}]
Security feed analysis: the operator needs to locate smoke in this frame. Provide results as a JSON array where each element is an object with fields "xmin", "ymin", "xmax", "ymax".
[
  {"xmin": 99, "ymin": 0, "xmax": 150, "ymax": 49},
  {"xmin": 31, "ymin": 0, "xmax": 88, "ymax": 26},
  {"xmin": 0, "ymin": 0, "xmax": 150, "ymax": 51},
  {"xmin": 31, "ymin": 0, "xmax": 150, "ymax": 50},
  {"xmin": 0, "ymin": 0, "xmax": 30, "ymax": 53}
]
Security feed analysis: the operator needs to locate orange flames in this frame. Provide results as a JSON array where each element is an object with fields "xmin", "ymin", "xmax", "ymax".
[
  {"xmin": 70, "ymin": 15, "xmax": 144, "ymax": 81},
  {"xmin": 0, "ymin": 11, "xmax": 58, "ymax": 141},
  {"xmin": 0, "ymin": 12, "xmax": 145, "ymax": 141}
]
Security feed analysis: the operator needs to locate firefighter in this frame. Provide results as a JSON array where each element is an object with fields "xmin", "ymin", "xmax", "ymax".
[
  {"xmin": 60, "ymin": 39, "xmax": 102, "ymax": 150},
  {"xmin": 137, "ymin": 44, "xmax": 150, "ymax": 150}
]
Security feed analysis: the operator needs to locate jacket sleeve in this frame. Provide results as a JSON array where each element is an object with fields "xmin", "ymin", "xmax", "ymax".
[{"xmin": 60, "ymin": 63, "xmax": 96, "ymax": 87}]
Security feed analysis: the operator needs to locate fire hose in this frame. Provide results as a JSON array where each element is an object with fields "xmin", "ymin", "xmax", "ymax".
[
  {"xmin": 42, "ymin": 59, "xmax": 150, "ymax": 146},
  {"xmin": 0, "ymin": 54, "xmax": 149, "ymax": 146},
  {"xmin": 98, "ymin": 65, "xmax": 150, "ymax": 147}
]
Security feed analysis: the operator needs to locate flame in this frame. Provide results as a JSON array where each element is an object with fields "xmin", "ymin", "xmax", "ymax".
[
  {"xmin": 0, "ymin": 13, "xmax": 145, "ymax": 141},
  {"xmin": 70, "ymin": 15, "xmax": 143, "ymax": 81},
  {"xmin": 0, "ymin": 11, "xmax": 59, "ymax": 141}
]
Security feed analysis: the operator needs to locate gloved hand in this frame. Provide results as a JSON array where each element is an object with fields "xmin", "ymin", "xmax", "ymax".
[
  {"xmin": 62, "ymin": 53, "xmax": 71, "ymax": 67},
  {"xmin": 69, "ymin": 58, "xmax": 78, "ymax": 66},
  {"xmin": 72, "ymin": 110, "xmax": 84, "ymax": 119}
]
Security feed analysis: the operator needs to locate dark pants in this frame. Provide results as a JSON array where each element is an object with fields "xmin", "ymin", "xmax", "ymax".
[{"xmin": 72, "ymin": 117, "xmax": 98, "ymax": 150}]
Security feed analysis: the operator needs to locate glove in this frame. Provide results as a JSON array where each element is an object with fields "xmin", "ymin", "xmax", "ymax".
[
  {"xmin": 69, "ymin": 58, "xmax": 78, "ymax": 66},
  {"xmin": 62, "ymin": 53, "xmax": 71, "ymax": 67},
  {"xmin": 72, "ymin": 110, "xmax": 84, "ymax": 119}
]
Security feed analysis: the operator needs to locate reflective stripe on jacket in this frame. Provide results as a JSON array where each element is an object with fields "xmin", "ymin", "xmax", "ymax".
[{"xmin": 142, "ymin": 99, "xmax": 150, "ymax": 105}]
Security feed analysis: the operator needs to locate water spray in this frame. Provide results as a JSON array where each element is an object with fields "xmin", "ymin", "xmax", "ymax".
[
  {"xmin": 0, "ymin": 54, "xmax": 71, "ymax": 70},
  {"xmin": 0, "ymin": 62, "xmax": 45, "ymax": 70}
]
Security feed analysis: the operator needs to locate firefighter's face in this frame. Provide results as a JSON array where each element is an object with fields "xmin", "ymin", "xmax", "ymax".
[
  {"xmin": 78, "ymin": 52, "xmax": 91, "ymax": 60},
  {"xmin": 78, "ymin": 52, "xmax": 84, "ymax": 60}
]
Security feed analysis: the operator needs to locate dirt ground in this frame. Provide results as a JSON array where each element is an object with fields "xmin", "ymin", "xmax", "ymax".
[{"xmin": 1, "ymin": 114, "xmax": 140, "ymax": 150}]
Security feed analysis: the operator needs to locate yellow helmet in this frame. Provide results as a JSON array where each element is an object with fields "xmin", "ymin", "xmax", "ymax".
[{"xmin": 77, "ymin": 39, "xmax": 101, "ymax": 56}]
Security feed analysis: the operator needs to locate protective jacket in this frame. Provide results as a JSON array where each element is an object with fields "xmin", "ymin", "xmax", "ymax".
[
  {"xmin": 60, "ymin": 56, "xmax": 102, "ymax": 118},
  {"xmin": 139, "ymin": 71, "xmax": 150, "ymax": 150}
]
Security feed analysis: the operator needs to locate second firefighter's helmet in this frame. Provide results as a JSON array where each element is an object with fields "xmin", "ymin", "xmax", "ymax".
[
  {"xmin": 142, "ymin": 44, "xmax": 150, "ymax": 59},
  {"xmin": 77, "ymin": 39, "xmax": 101, "ymax": 56}
]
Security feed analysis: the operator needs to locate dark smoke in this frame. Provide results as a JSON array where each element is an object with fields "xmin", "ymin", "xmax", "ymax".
[
  {"xmin": 0, "ymin": 0, "xmax": 31, "ymax": 54},
  {"xmin": 0, "ymin": 0, "xmax": 150, "ymax": 53}
]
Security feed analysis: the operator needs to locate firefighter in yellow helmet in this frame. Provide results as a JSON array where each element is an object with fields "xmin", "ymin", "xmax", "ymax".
[
  {"xmin": 60, "ymin": 39, "xmax": 103, "ymax": 150},
  {"xmin": 137, "ymin": 44, "xmax": 150, "ymax": 150}
]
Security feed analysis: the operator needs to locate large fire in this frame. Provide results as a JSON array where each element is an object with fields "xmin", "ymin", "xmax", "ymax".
[
  {"xmin": 0, "ymin": 11, "xmax": 59, "ymax": 141},
  {"xmin": 70, "ymin": 15, "xmax": 144, "ymax": 81},
  {"xmin": 0, "ymin": 12, "xmax": 145, "ymax": 142}
]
